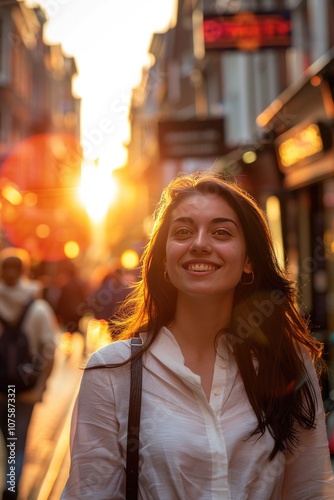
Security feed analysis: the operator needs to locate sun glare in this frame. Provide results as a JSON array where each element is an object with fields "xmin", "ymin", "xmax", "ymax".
[
  {"xmin": 78, "ymin": 160, "xmax": 118, "ymax": 223},
  {"xmin": 24, "ymin": 0, "xmax": 176, "ymax": 172}
]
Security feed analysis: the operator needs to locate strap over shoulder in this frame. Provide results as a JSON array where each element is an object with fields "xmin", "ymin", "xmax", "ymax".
[
  {"xmin": 126, "ymin": 336, "xmax": 143, "ymax": 500},
  {"xmin": 130, "ymin": 336, "xmax": 143, "ymax": 349}
]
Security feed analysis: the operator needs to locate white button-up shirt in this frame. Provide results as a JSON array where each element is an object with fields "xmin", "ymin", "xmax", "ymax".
[{"xmin": 62, "ymin": 327, "xmax": 334, "ymax": 499}]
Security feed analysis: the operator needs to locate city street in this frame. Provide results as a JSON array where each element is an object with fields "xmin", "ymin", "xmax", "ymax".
[
  {"xmin": 0, "ymin": 333, "xmax": 85, "ymax": 500},
  {"xmin": 0, "ymin": 0, "xmax": 333, "ymax": 497}
]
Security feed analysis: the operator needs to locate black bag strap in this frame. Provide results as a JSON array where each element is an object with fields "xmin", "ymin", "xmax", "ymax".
[
  {"xmin": 126, "ymin": 336, "xmax": 143, "ymax": 500},
  {"xmin": 0, "ymin": 299, "xmax": 35, "ymax": 331}
]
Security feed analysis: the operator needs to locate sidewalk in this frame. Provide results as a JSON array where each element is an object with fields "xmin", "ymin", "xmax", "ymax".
[{"xmin": 0, "ymin": 333, "xmax": 85, "ymax": 500}]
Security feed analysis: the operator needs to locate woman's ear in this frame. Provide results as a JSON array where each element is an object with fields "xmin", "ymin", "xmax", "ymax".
[{"xmin": 243, "ymin": 257, "xmax": 253, "ymax": 274}]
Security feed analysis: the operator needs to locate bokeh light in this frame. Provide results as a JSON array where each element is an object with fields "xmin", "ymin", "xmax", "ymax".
[
  {"xmin": 35, "ymin": 224, "xmax": 51, "ymax": 239},
  {"xmin": 64, "ymin": 240, "xmax": 80, "ymax": 259},
  {"xmin": 121, "ymin": 249, "xmax": 140, "ymax": 269},
  {"xmin": 0, "ymin": 133, "xmax": 91, "ymax": 261}
]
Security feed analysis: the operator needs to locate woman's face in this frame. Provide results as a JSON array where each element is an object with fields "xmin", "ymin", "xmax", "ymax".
[{"xmin": 165, "ymin": 193, "xmax": 252, "ymax": 302}]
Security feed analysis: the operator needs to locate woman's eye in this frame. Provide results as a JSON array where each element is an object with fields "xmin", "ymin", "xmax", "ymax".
[
  {"xmin": 175, "ymin": 227, "xmax": 191, "ymax": 236},
  {"xmin": 213, "ymin": 228, "xmax": 230, "ymax": 237}
]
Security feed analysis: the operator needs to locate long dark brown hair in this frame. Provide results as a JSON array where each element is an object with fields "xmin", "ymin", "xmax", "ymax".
[{"xmin": 109, "ymin": 171, "xmax": 324, "ymax": 460}]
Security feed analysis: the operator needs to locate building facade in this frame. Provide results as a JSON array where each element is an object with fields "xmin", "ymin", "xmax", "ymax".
[
  {"xmin": 0, "ymin": 1, "xmax": 87, "ymax": 263},
  {"xmin": 257, "ymin": 49, "xmax": 334, "ymax": 397}
]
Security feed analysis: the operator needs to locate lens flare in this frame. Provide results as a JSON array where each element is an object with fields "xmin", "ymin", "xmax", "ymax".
[{"xmin": 0, "ymin": 133, "xmax": 91, "ymax": 261}]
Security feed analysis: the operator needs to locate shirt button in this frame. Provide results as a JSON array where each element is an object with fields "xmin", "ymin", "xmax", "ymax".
[{"xmin": 214, "ymin": 388, "xmax": 221, "ymax": 396}]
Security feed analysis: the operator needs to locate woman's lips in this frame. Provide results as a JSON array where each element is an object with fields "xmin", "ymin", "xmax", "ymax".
[{"xmin": 183, "ymin": 262, "xmax": 219, "ymax": 272}]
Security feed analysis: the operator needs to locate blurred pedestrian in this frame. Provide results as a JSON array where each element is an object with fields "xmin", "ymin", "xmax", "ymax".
[
  {"xmin": 55, "ymin": 259, "xmax": 89, "ymax": 335},
  {"xmin": 90, "ymin": 266, "xmax": 137, "ymax": 322},
  {"xmin": 62, "ymin": 172, "xmax": 334, "ymax": 499},
  {"xmin": 0, "ymin": 248, "xmax": 58, "ymax": 500}
]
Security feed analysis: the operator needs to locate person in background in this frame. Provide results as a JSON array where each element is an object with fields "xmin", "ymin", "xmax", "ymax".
[
  {"xmin": 90, "ymin": 266, "xmax": 138, "ymax": 322},
  {"xmin": 55, "ymin": 259, "xmax": 89, "ymax": 335},
  {"xmin": 62, "ymin": 172, "xmax": 334, "ymax": 499},
  {"xmin": 0, "ymin": 248, "xmax": 58, "ymax": 500}
]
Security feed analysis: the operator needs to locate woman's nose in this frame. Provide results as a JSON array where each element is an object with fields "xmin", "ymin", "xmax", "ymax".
[{"xmin": 189, "ymin": 230, "xmax": 211, "ymax": 252}]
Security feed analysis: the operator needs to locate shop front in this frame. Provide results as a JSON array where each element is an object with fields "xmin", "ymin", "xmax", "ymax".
[{"xmin": 257, "ymin": 49, "xmax": 334, "ymax": 399}]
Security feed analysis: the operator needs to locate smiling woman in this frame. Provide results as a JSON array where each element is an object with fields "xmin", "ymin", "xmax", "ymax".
[
  {"xmin": 61, "ymin": 171, "xmax": 334, "ymax": 499},
  {"xmin": 165, "ymin": 193, "xmax": 252, "ymax": 310}
]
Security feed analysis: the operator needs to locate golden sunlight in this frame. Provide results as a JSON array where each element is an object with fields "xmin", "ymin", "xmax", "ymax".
[
  {"xmin": 24, "ymin": 0, "xmax": 176, "ymax": 171},
  {"xmin": 78, "ymin": 160, "xmax": 118, "ymax": 224}
]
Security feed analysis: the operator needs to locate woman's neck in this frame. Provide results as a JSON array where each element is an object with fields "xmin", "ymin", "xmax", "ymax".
[
  {"xmin": 169, "ymin": 295, "xmax": 232, "ymax": 353},
  {"xmin": 168, "ymin": 296, "xmax": 232, "ymax": 401}
]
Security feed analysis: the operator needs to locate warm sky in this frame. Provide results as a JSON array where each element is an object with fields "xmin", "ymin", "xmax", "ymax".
[{"xmin": 24, "ymin": 0, "xmax": 176, "ymax": 168}]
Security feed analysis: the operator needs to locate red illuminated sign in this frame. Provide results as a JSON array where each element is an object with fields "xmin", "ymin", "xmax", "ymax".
[{"xmin": 203, "ymin": 11, "xmax": 292, "ymax": 51}]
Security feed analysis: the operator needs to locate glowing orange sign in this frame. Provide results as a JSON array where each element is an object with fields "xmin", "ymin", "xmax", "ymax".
[
  {"xmin": 275, "ymin": 122, "xmax": 332, "ymax": 169},
  {"xmin": 203, "ymin": 11, "xmax": 292, "ymax": 51}
]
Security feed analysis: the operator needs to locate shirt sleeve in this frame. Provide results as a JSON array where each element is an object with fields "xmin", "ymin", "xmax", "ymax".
[
  {"xmin": 61, "ymin": 357, "xmax": 127, "ymax": 499},
  {"xmin": 281, "ymin": 351, "xmax": 334, "ymax": 499}
]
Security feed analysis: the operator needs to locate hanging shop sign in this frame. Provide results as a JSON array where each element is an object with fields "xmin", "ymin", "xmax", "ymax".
[
  {"xmin": 158, "ymin": 118, "xmax": 226, "ymax": 160},
  {"xmin": 275, "ymin": 121, "xmax": 332, "ymax": 171},
  {"xmin": 203, "ymin": 11, "xmax": 292, "ymax": 51}
]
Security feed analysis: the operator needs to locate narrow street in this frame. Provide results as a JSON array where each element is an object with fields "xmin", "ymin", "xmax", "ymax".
[{"xmin": 0, "ymin": 333, "xmax": 85, "ymax": 500}]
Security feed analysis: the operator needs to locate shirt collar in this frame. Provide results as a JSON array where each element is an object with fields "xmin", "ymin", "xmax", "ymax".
[{"xmin": 149, "ymin": 326, "xmax": 202, "ymax": 387}]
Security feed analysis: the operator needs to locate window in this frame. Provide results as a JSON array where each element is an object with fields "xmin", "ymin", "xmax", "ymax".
[{"xmin": 0, "ymin": 11, "xmax": 11, "ymax": 84}]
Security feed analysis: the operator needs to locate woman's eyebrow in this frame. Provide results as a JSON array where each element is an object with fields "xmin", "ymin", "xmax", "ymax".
[
  {"xmin": 170, "ymin": 216, "xmax": 194, "ymax": 225},
  {"xmin": 170, "ymin": 216, "xmax": 238, "ymax": 228},
  {"xmin": 212, "ymin": 217, "xmax": 238, "ymax": 228}
]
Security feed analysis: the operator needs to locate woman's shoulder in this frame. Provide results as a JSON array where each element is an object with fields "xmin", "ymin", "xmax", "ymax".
[{"xmin": 86, "ymin": 338, "xmax": 133, "ymax": 367}]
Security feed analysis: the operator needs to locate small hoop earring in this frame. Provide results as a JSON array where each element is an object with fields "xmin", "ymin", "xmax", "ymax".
[
  {"xmin": 240, "ymin": 271, "xmax": 254, "ymax": 285},
  {"xmin": 164, "ymin": 270, "xmax": 170, "ymax": 282}
]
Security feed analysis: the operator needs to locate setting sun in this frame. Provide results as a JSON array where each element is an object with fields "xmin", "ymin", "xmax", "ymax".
[{"xmin": 78, "ymin": 160, "xmax": 118, "ymax": 223}]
